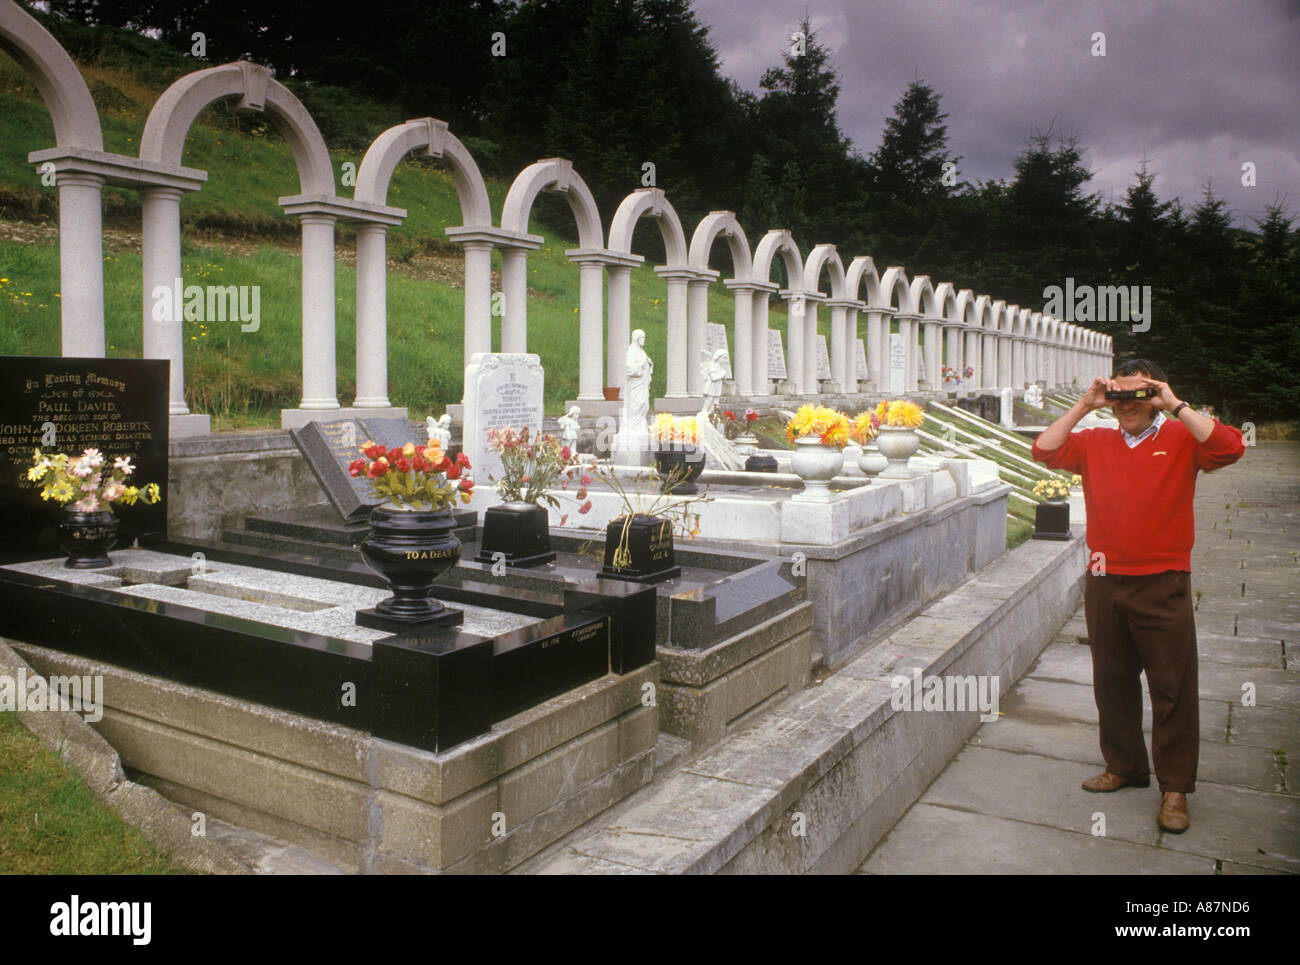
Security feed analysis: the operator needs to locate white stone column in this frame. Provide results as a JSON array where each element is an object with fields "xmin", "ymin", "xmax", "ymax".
[
  {"xmin": 462, "ymin": 240, "xmax": 494, "ymax": 363},
  {"xmin": 965, "ymin": 329, "xmax": 982, "ymax": 391},
  {"xmin": 843, "ymin": 307, "xmax": 860, "ymax": 393},
  {"xmin": 656, "ymin": 268, "xmax": 692, "ymax": 398},
  {"xmin": 354, "ymin": 223, "xmax": 391, "ymax": 407},
  {"xmin": 786, "ymin": 295, "xmax": 805, "ymax": 395},
  {"xmin": 751, "ymin": 287, "xmax": 773, "ymax": 394},
  {"xmin": 895, "ymin": 313, "xmax": 918, "ymax": 393},
  {"xmin": 828, "ymin": 302, "xmax": 846, "ymax": 391},
  {"xmin": 996, "ymin": 335, "xmax": 1012, "ymax": 389},
  {"xmin": 726, "ymin": 282, "xmax": 755, "ymax": 395},
  {"xmin": 865, "ymin": 309, "xmax": 889, "ymax": 391},
  {"xmin": 141, "ymin": 186, "xmax": 188, "ymax": 414},
  {"xmin": 1011, "ymin": 336, "xmax": 1026, "ymax": 389},
  {"xmin": 574, "ymin": 257, "xmax": 606, "ymax": 400},
  {"xmin": 298, "ymin": 213, "xmax": 340, "ymax": 410},
  {"xmin": 606, "ymin": 265, "xmax": 633, "ymax": 393},
  {"xmin": 57, "ymin": 172, "xmax": 106, "ymax": 358},
  {"xmin": 923, "ymin": 319, "xmax": 942, "ymax": 390},
  {"xmin": 804, "ymin": 298, "xmax": 819, "ymax": 393},
  {"xmin": 500, "ymin": 246, "xmax": 529, "ymax": 353},
  {"xmin": 686, "ymin": 277, "xmax": 711, "ymax": 394},
  {"xmin": 980, "ymin": 332, "xmax": 997, "ymax": 389},
  {"xmin": 943, "ymin": 325, "xmax": 961, "ymax": 390}
]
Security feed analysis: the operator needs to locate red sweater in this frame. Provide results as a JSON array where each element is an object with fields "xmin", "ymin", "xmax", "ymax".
[{"xmin": 1031, "ymin": 417, "xmax": 1245, "ymax": 574}]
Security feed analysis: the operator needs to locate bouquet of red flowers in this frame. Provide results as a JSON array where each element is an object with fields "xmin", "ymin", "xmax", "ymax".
[{"xmin": 349, "ymin": 437, "xmax": 473, "ymax": 511}]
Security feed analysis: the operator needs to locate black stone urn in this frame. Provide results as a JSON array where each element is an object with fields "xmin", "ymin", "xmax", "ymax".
[
  {"xmin": 600, "ymin": 513, "xmax": 681, "ymax": 583},
  {"xmin": 356, "ymin": 505, "xmax": 464, "ymax": 631},
  {"xmin": 58, "ymin": 506, "xmax": 119, "ymax": 569},
  {"xmin": 1032, "ymin": 501, "xmax": 1071, "ymax": 540},
  {"xmin": 653, "ymin": 447, "xmax": 706, "ymax": 494},
  {"xmin": 744, "ymin": 453, "xmax": 778, "ymax": 473},
  {"xmin": 476, "ymin": 501, "xmax": 556, "ymax": 568}
]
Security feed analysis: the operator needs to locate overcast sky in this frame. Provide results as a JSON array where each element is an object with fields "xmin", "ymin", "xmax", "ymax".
[{"xmin": 692, "ymin": 0, "xmax": 1299, "ymax": 229}]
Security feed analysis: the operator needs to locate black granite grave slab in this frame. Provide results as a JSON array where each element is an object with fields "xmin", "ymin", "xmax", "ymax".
[
  {"xmin": 564, "ymin": 579, "xmax": 656, "ymax": 674},
  {"xmin": 0, "ymin": 357, "xmax": 168, "ymax": 562},
  {"xmin": 0, "ymin": 563, "xmax": 621, "ymax": 754}
]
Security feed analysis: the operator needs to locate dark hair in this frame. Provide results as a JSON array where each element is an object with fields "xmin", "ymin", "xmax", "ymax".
[{"xmin": 1113, "ymin": 358, "xmax": 1166, "ymax": 382}]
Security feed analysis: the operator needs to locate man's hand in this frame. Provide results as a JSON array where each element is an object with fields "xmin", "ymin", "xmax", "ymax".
[
  {"xmin": 1081, "ymin": 376, "xmax": 1118, "ymax": 411},
  {"xmin": 1138, "ymin": 377, "xmax": 1180, "ymax": 412}
]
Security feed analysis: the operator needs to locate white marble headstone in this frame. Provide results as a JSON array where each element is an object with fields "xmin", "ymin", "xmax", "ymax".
[
  {"xmin": 999, "ymin": 387, "xmax": 1015, "ymax": 427},
  {"xmin": 706, "ymin": 323, "xmax": 733, "ymax": 379},
  {"xmin": 462, "ymin": 352, "xmax": 544, "ymax": 489},
  {"xmin": 855, "ymin": 338, "xmax": 868, "ymax": 382},
  {"xmin": 1025, "ymin": 383, "xmax": 1044, "ymax": 407},
  {"xmin": 767, "ymin": 329, "xmax": 787, "ymax": 380},
  {"xmin": 815, "ymin": 335, "xmax": 832, "ymax": 381},
  {"xmin": 889, "ymin": 333, "xmax": 906, "ymax": 394}
]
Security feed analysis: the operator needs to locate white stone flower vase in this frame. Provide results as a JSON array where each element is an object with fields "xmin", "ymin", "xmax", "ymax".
[
  {"xmin": 875, "ymin": 425, "xmax": 920, "ymax": 477},
  {"xmin": 857, "ymin": 443, "xmax": 888, "ymax": 477},
  {"xmin": 790, "ymin": 436, "xmax": 843, "ymax": 496}
]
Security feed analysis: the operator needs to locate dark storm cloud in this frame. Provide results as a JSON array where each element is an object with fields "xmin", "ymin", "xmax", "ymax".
[{"xmin": 693, "ymin": 0, "xmax": 1299, "ymax": 227}]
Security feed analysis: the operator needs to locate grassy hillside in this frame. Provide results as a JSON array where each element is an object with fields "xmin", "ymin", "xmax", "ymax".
[{"xmin": 0, "ymin": 16, "xmax": 808, "ymax": 424}]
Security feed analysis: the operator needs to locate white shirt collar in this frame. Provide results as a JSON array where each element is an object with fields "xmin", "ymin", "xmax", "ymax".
[{"xmin": 1121, "ymin": 410, "xmax": 1166, "ymax": 448}]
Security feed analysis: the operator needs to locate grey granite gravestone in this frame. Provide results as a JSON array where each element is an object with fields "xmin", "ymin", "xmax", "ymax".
[
  {"xmin": 289, "ymin": 417, "xmax": 421, "ymax": 522},
  {"xmin": 816, "ymin": 335, "xmax": 832, "ymax": 382},
  {"xmin": 767, "ymin": 329, "xmax": 787, "ymax": 380}
]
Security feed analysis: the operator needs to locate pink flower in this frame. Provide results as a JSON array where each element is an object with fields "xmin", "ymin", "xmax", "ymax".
[
  {"xmin": 102, "ymin": 480, "xmax": 125, "ymax": 502},
  {"xmin": 561, "ymin": 446, "xmax": 572, "ymax": 461},
  {"xmin": 580, "ymin": 473, "xmax": 592, "ymax": 487},
  {"xmin": 68, "ymin": 459, "xmax": 93, "ymax": 479},
  {"xmin": 81, "ymin": 448, "xmax": 104, "ymax": 468},
  {"xmin": 113, "ymin": 456, "xmax": 134, "ymax": 474},
  {"xmin": 85, "ymin": 473, "xmax": 101, "ymax": 490},
  {"xmin": 576, "ymin": 487, "xmax": 587, "ymax": 501},
  {"xmin": 74, "ymin": 494, "xmax": 99, "ymax": 512},
  {"xmin": 578, "ymin": 500, "xmax": 592, "ymax": 514},
  {"xmin": 559, "ymin": 514, "xmax": 569, "ymax": 526}
]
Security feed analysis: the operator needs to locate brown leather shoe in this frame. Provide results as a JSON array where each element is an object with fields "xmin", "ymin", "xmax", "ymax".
[
  {"xmin": 1159, "ymin": 792, "xmax": 1189, "ymax": 833},
  {"xmin": 1081, "ymin": 771, "xmax": 1151, "ymax": 792}
]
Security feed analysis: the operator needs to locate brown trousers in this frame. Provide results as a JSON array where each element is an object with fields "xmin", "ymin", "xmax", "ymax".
[{"xmin": 1083, "ymin": 570, "xmax": 1199, "ymax": 793}]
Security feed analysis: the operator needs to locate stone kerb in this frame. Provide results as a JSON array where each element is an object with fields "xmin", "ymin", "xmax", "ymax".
[{"xmin": 10, "ymin": 638, "xmax": 659, "ymax": 874}]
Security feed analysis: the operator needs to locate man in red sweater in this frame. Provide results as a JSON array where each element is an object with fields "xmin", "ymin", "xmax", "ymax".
[{"xmin": 1031, "ymin": 358, "xmax": 1245, "ymax": 834}]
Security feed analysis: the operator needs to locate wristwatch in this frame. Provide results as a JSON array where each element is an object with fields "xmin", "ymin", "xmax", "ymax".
[{"xmin": 1171, "ymin": 402, "xmax": 1189, "ymax": 418}]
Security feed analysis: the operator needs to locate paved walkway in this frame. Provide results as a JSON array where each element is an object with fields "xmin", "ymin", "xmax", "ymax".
[{"xmin": 860, "ymin": 441, "xmax": 1299, "ymax": 875}]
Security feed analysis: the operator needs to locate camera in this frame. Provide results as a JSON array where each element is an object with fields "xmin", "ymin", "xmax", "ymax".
[{"xmin": 1104, "ymin": 388, "xmax": 1159, "ymax": 402}]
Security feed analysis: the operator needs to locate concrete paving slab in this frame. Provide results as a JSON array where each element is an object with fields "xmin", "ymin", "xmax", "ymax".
[
  {"xmin": 1227, "ymin": 704, "xmax": 1299, "ymax": 757},
  {"xmin": 1150, "ymin": 782, "xmax": 1300, "ymax": 874},
  {"xmin": 970, "ymin": 712, "xmax": 1282, "ymax": 792},
  {"xmin": 1197, "ymin": 665, "xmax": 1295, "ymax": 708},
  {"xmin": 919, "ymin": 745, "xmax": 1165, "ymax": 844},
  {"xmin": 1026, "ymin": 643, "xmax": 1094, "ymax": 686},
  {"xmin": 861, "ymin": 803, "xmax": 1215, "ymax": 875}
]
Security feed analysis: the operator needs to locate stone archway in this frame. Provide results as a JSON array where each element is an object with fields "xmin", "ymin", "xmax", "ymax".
[
  {"xmin": 353, "ymin": 117, "xmax": 498, "ymax": 408},
  {"xmin": 608, "ymin": 189, "xmax": 689, "ymax": 403},
  {"xmin": 139, "ymin": 61, "xmax": 352, "ymax": 428},
  {"xmin": 752, "ymin": 230, "xmax": 806, "ymax": 393},
  {"xmin": 686, "ymin": 212, "xmax": 755, "ymax": 396},
  {"xmin": 1, "ymin": 0, "xmax": 105, "ymax": 357}
]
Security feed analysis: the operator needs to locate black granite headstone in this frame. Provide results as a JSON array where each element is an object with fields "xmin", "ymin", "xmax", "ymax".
[
  {"xmin": 289, "ymin": 418, "xmax": 422, "ymax": 522},
  {"xmin": 0, "ymin": 357, "xmax": 168, "ymax": 562},
  {"xmin": 600, "ymin": 514, "xmax": 681, "ymax": 583}
]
